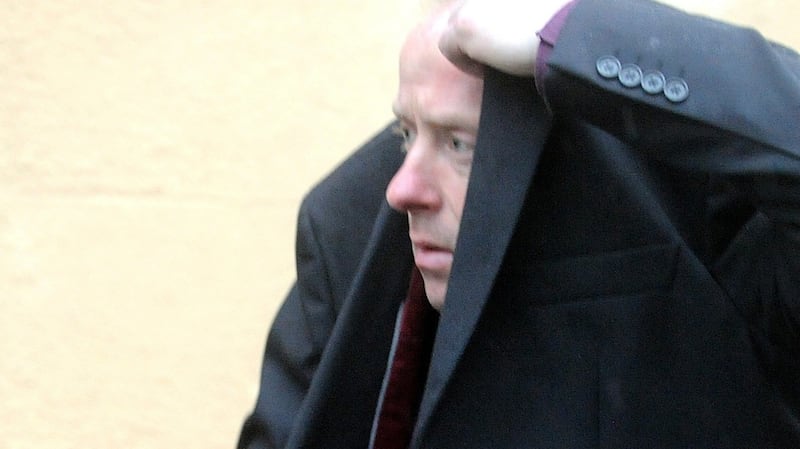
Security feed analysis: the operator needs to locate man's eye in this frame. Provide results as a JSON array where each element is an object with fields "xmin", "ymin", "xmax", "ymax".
[
  {"xmin": 392, "ymin": 125, "xmax": 416, "ymax": 152},
  {"xmin": 451, "ymin": 138, "xmax": 475, "ymax": 154}
]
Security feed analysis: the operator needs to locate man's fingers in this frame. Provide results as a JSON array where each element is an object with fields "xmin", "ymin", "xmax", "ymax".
[
  {"xmin": 436, "ymin": 0, "xmax": 563, "ymax": 78},
  {"xmin": 438, "ymin": 25, "xmax": 486, "ymax": 78}
]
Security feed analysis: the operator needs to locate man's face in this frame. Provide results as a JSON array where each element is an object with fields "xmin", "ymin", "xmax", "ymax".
[{"xmin": 386, "ymin": 16, "xmax": 484, "ymax": 311}]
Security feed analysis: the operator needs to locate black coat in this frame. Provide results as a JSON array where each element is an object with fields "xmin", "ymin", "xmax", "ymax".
[{"xmin": 240, "ymin": 0, "xmax": 800, "ymax": 447}]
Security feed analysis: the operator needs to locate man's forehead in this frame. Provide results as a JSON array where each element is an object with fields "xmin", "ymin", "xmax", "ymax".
[
  {"xmin": 393, "ymin": 89, "xmax": 481, "ymax": 132},
  {"xmin": 398, "ymin": 20, "xmax": 481, "ymax": 90},
  {"xmin": 394, "ymin": 1, "xmax": 482, "ymax": 129},
  {"xmin": 400, "ymin": 1, "xmax": 456, "ymax": 62}
]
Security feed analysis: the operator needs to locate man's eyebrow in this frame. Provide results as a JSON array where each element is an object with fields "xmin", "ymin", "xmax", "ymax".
[
  {"xmin": 409, "ymin": 105, "xmax": 480, "ymax": 134},
  {"xmin": 392, "ymin": 104, "xmax": 478, "ymax": 131},
  {"xmin": 428, "ymin": 110, "xmax": 480, "ymax": 131}
]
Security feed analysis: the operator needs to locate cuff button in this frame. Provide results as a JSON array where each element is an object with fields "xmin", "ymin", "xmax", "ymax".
[
  {"xmin": 641, "ymin": 70, "xmax": 666, "ymax": 94},
  {"xmin": 618, "ymin": 64, "xmax": 643, "ymax": 88},
  {"xmin": 664, "ymin": 77, "xmax": 690, "ymax": 103},
  {"xmin": 596, "ymin": 55, "xmax": 622, "ymax": 79}
]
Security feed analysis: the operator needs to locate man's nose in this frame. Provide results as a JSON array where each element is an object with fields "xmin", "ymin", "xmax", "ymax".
[{"xmin": 386, "ymin": 149, "xmax": 440, "ymax": 213}]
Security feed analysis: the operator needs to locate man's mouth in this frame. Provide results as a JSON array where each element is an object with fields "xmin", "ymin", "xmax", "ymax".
[{"xmin": 411, "ymin": 240, "xmax": 453, "ymax": 272}]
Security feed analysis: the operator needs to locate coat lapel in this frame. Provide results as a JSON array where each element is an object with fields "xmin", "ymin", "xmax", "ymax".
[
  {"xmin": 412, "ymin": 69, "xmax": 553, "ymax": 444},
  {"xmin": 286, "ymin": 203, "xmax": 413, "ymax": 449}
]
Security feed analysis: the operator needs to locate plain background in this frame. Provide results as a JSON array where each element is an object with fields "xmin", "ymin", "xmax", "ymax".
[{"xmin": 1, "ymin": 1, "xmax": 797, "ymax": 448}]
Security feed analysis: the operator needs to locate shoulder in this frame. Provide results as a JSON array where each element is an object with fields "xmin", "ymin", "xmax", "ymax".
[{"xmin": 295, "ymin": 123, "xmax": 405, "ymax": 310}]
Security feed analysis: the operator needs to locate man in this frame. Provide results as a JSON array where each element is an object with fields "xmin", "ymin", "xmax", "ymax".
[
  {"xmin": 241, "ymin": 0, "xmax": 800, "ymax": 447},
  {"xmin": 238, "ymin": 7, "xmax": 479, "ymax": 447}
]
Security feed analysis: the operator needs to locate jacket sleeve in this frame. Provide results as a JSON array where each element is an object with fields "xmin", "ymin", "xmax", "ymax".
[
  {"xmin": 540, "ymin": 0, "xmax": 800, "ymax": 348},
  {"xmin": 237, "ymin": 124, "xmax": 404, "ymax": 449}
]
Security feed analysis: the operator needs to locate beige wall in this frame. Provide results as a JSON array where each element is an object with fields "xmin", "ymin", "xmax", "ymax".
[{"xmin": 1, "ymin": 1, "xmax": 796, "ymax": 448}]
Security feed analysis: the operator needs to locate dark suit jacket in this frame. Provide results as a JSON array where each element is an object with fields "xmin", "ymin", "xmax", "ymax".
[{"xmin": 241, "ymin": 0, "xmax": 800, "ymax": 447}]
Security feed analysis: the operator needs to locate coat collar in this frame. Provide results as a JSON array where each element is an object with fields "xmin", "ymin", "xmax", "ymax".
[
  {"xmin": 412, "ymin": 69, "xmax": 553, "ymax": 444},
  {"xmin": 287, "ymin": 204, "xmax": 413, "ymax": 449}
]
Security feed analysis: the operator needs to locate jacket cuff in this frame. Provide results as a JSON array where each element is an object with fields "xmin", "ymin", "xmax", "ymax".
[{"xmin": 535, "ymin": 0, "xmax": 580, "ymax": 95}]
